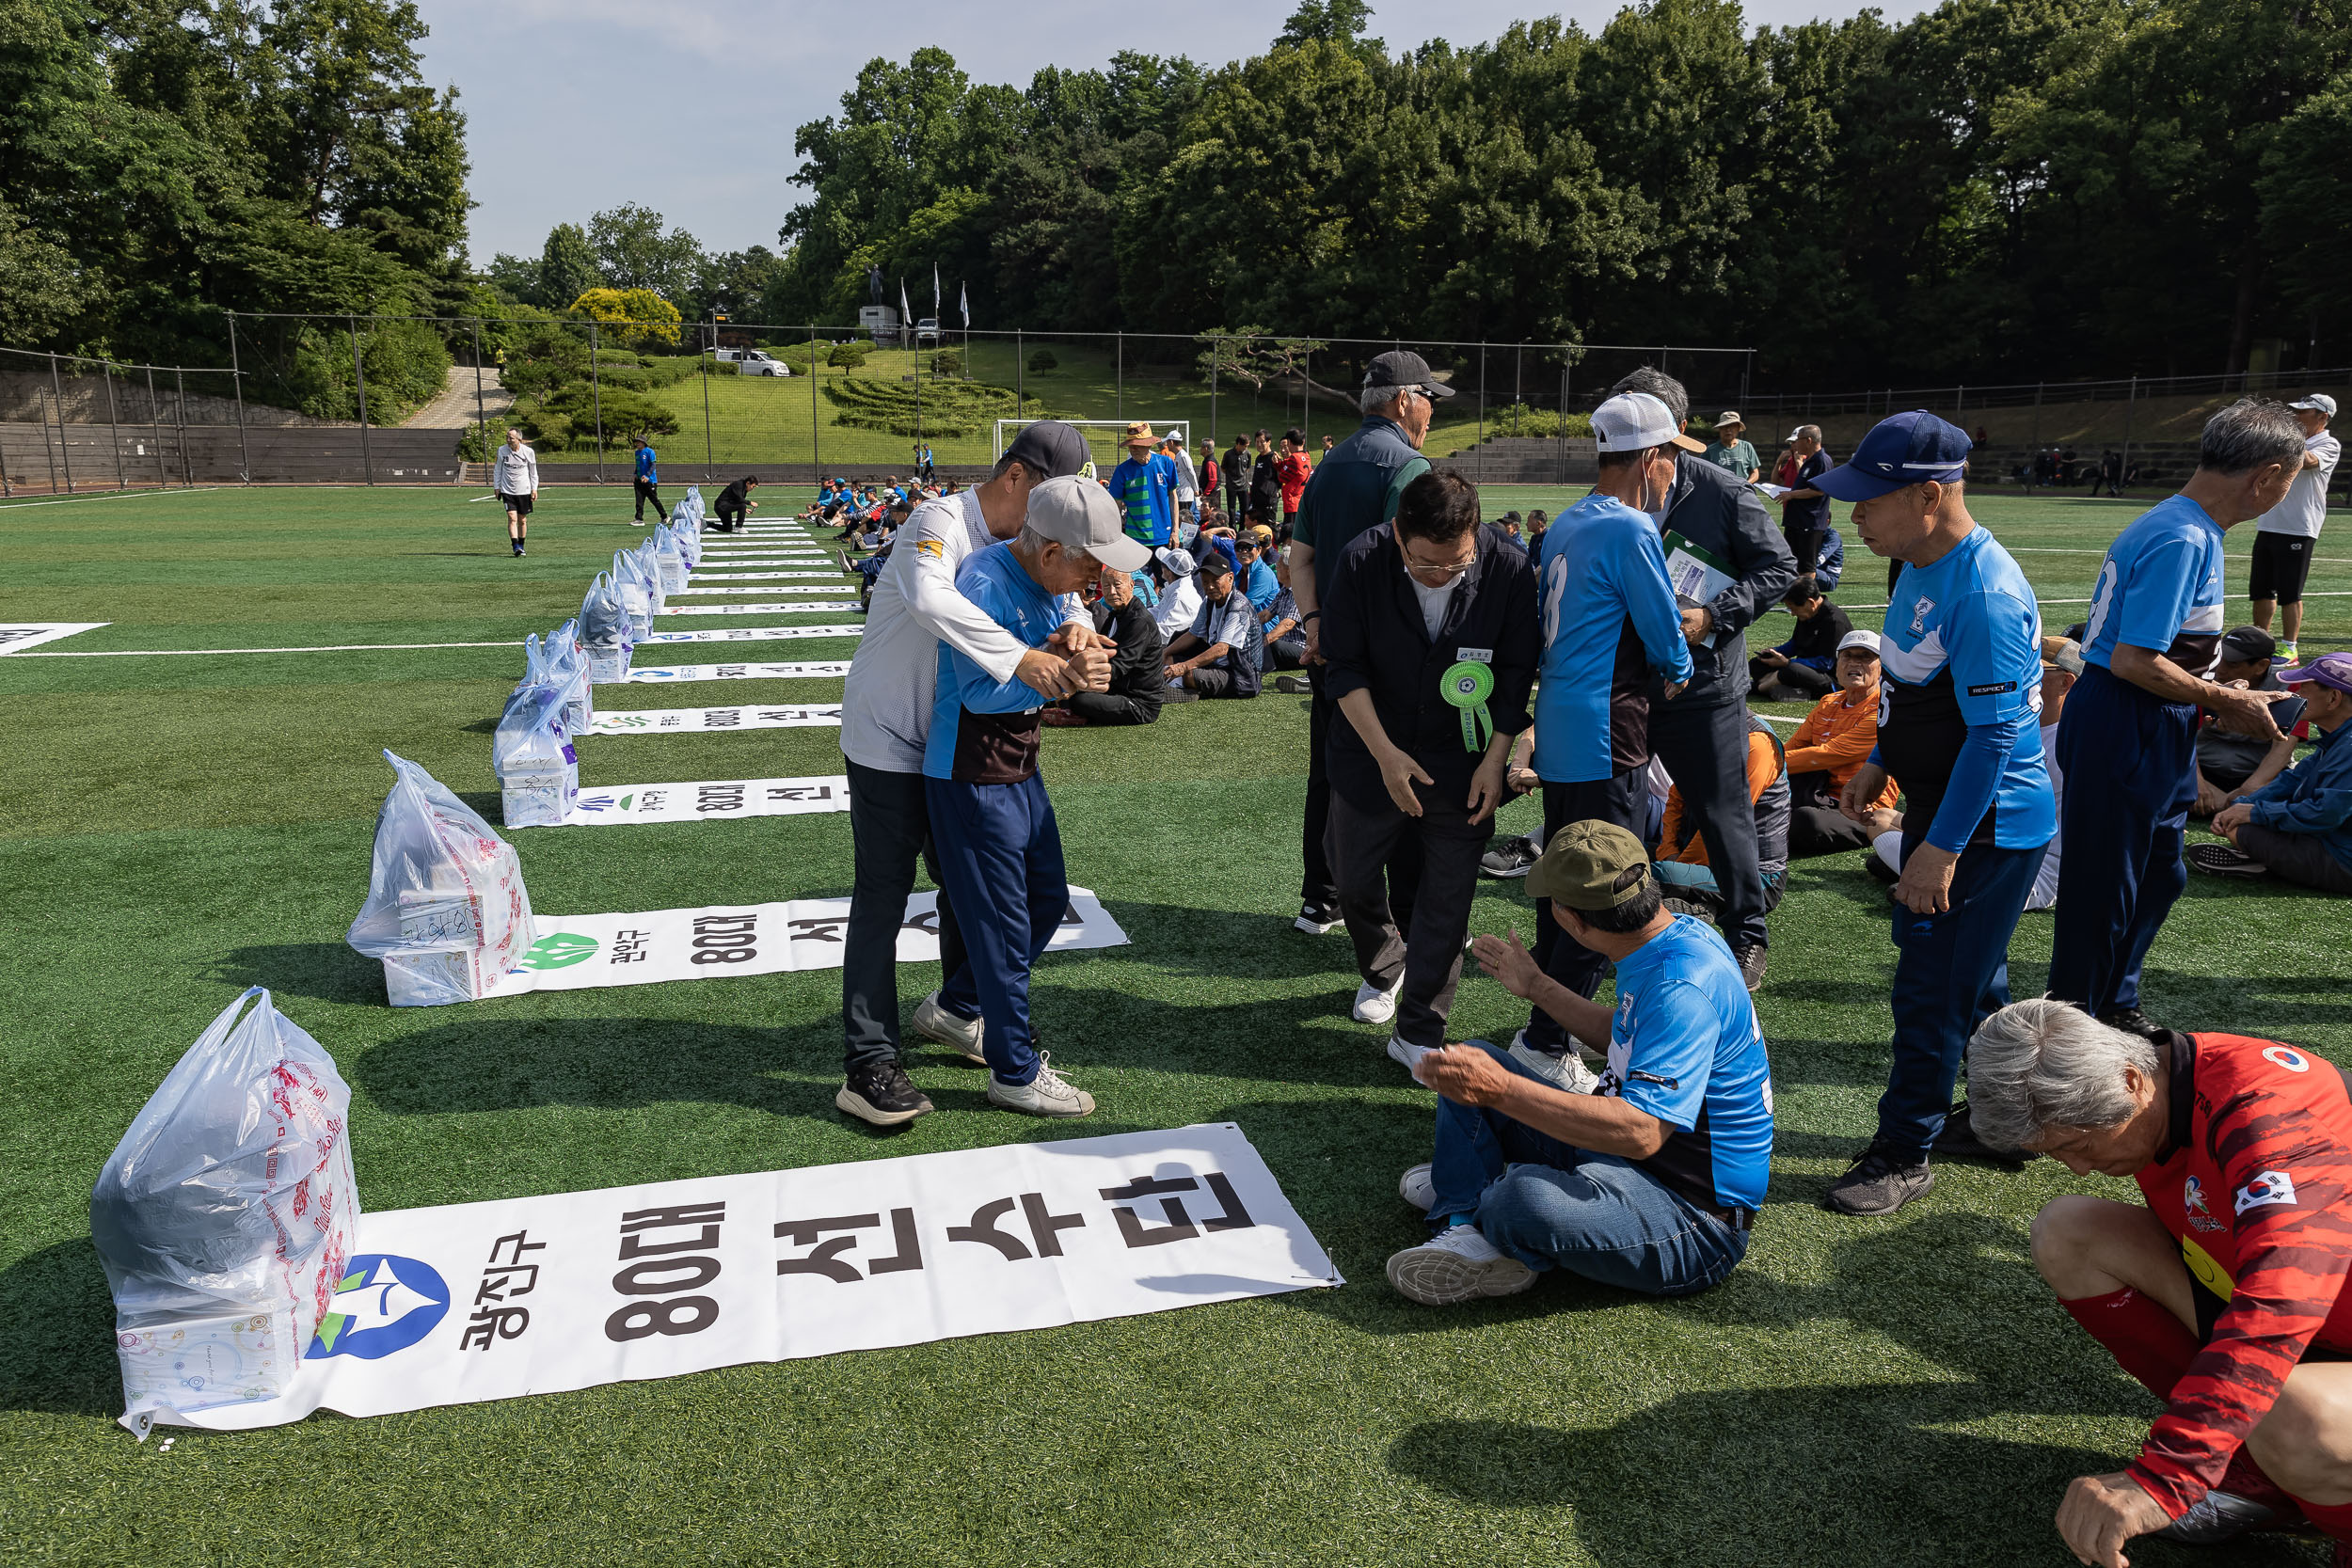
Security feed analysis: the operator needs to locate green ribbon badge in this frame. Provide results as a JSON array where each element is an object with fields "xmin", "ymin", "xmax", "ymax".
[{"xmin": 1441, "ymin": 660, "xmax": 1494, "ymax": 752}]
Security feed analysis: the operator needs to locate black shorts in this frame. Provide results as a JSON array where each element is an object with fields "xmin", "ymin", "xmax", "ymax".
[
  {"xmin": 499, "ymin": 491, "xmax": 533, "ymax": 517},
  {"xmin": 2249, "ymin": 531, "xmax": 2312, "ymax": 604}
]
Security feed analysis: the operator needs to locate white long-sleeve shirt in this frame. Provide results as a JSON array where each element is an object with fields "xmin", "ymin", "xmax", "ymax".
[
  {"xmin": 1170, "ymin": 446, "xmax": 1200, "ymax": 502},
  {"xmin": 1151, "ymin": 575, "xmax": 1202, "ymax": 639},
  {"xmin": 840, "ymin": 489, "xmax": 1085, "ymax": 774},
  {"xmin": 491, "ymin": 443, "xmax": 538, "ymax": 496}
]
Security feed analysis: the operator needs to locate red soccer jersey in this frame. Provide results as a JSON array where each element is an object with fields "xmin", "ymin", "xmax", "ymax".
[
  {"xmin": 1279, "ymin": 451, "xmax": 1312, "ymax": 513},
  {"xmin": 2130, "ymin": 1031, "xmax": 2352, "ymax": 1515}
]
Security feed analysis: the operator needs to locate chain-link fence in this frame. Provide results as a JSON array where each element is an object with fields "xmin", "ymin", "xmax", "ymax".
[{"xmin": 0, "ymin": 316, "xmax": 1756, "ymax": 493}]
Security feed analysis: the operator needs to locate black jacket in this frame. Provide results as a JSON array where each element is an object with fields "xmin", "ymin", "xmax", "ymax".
[
  {"xmin": 1782, "ymin": 600, "xmax": 1854, "ymax": 664},
  {"xmin": 1321, "ymin": 522, "xmax": 1538, "ymax": 816},
  {"xmin": 1646, "ymin": 453, "xmax": 1798, "ymax": 706},
  {"xmin": 1092, "ymin": 594, "xmax": 1166, "ymax": 707}
]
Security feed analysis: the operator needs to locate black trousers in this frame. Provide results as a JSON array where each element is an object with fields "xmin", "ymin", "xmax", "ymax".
[
  {"xmin": 1329, "ymin": 784, "xmax": 1492, "ymax": 1050},
  {"xmin": 1269, "ymin": 632, "xmax": 1310, "ymax": 670},
  {"xmin": 1649, "ymin": 697, "xmax": 1769, "ymax": 951},
  {"xmin": 1526, "ymin": 770, "xmax": 1645, "ymax": 1052},
  {"xmin": 1749, "ymin": 656, "xmax": 1834, "ymax": 696},
  {"xmin": 1784, "ymin": 522, "xmax": 1823, "ymax": 576},
  {"xmin": 842, "ymin": 759, "xmax": 969, "ymax": 1072},
  {"xmin": 634, "ymin": 477, "xmax": 663, "ymax": 520},
  {"xmin": 1300, "ymin": 670, "xmax": 1422, "ymax": 924},
  {"xmin": 714, "ymin": 500, "xmax": 745, "ymax": 532},
  {"xmin": 1788, "ymin": 771, "xmax": 1875, "ymax": 857},
  {"xmin": 1064, "ymin": 691, "xmax": 1159, "ymax": 726}
]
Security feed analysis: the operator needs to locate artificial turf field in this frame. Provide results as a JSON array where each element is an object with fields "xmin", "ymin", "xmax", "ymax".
[{"xmin": 2, "ymin": 483, "xmax": 2347, "ymax": 1568}]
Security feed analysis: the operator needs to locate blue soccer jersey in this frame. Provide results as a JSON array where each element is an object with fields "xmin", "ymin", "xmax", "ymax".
[
  {"xmin": 924, "ymin": 544, "xmax": 1063, "ymax": 784},
  {"xmin": 1533, "ymin": 494, "xmax": 1694, "ymax": 784},
  {"xmin": 1602, "ymin": 914, "xmax": 1774, "ymax": 1213},
  {"xmin": 1876, "ymin": 527, "xmax": 2055, "ymax": 851},
  {"xmin": 2080, "ymin": 493, "xmax": 2228, "ymax": 676}
]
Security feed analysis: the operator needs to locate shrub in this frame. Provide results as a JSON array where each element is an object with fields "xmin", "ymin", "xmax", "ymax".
[
  {"xmin": 829, "ymin": 341, "xmax": 870, "ymax": 369},
  {"xmin": 568, "ymin": 287, "xmax": 683, "ymax": 348},
  {"xmin": 929, "ymin": 348, "xmax": 962, "ymax": 376},
  {"xmin": 1026, "ymin": 349, "xmax": 1057, "ymax": 372}
]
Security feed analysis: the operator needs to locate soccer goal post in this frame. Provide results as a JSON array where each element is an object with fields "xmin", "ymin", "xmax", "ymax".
[{"xmin": 993, "ymin": 419, "xmax": 1193, "ymax": 469}]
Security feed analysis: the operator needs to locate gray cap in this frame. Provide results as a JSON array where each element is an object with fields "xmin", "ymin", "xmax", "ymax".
[
  {"xmin": 1363, "ymin": 349, "xmax": 1455, "ymax": 400},
  {"xmin": 1001, "ymin": 420, "xmax": 1090, "ymax": 481},
  {"xmin": 1025, "ymin": 476, "xmax": 1152, "ymax": 571}
]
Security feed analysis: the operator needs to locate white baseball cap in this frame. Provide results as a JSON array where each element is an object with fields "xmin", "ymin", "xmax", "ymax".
[
  {"xmin": 1025, "ymin": 475, "xmax": 1152, "ymax": 570},
  {"xmin": 1836, "ymin": 629, "xmax": 1882, "ymax": 657},
  {"xmin": 2289, "ymin": 394, "xmax": 2338, "ymax": 417},
  {"xmin": 1592, "ymin": 392, "xmax": 1705, "ymax": 454}
]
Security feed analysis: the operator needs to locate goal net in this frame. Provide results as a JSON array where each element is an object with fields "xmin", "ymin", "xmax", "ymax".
[{"xmin": 993, "ymin": 419, "xmax": 1194, "ymax": 471}]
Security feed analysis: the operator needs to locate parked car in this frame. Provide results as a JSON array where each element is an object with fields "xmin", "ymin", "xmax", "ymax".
[
  {"xmin": 710, "ymin": 348, "xmax": 791, "ymax": 377},
  {"xmin": 914, "ymin": 318, "xmax": 941, "ymax": 345}
]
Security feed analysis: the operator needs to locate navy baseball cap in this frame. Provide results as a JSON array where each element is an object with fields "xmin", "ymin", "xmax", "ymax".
[{"xmin": 1814, "ymin": 410, "xmax": 1971, "ymax": 501}]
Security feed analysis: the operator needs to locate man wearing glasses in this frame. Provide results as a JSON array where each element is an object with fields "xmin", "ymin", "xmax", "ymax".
[
  {"xmin": 1288, "ymin": 351, "xmax": 1452, "ymax": 943},
  {"xmin": 1319, "ymin": 469, "xmax": 1539, "ymax": 1069}
]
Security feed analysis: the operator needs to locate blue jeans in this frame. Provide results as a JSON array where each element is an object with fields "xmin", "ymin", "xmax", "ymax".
[
  {"xmin": 1877, "ymin": 833, "xmax": 2047, "ymax": 1157},
  {"xmin": 1426, "ymin": 1043, "xmax": 1750, "ymax": 1296}
]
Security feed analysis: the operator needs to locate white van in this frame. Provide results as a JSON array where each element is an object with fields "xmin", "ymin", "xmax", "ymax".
[{"xmin": 711, "ymin": 348, "xmax": 792, "ymax": 377}]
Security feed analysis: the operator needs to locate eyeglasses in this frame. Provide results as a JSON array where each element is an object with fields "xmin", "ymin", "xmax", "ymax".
[{"xmin": 1401, "ymin": 546, "xmax": 1477, "ymax": 582}]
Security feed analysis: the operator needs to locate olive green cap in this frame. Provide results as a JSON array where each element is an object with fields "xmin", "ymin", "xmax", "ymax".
[{"xmin": 1526, "ymin": 820, "xmax": 1653, "ymax": 909}]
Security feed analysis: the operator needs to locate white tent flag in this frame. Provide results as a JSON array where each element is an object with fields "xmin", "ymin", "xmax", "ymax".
[
  {"xmin": 140, "ymin": 1123, "xmax": 1341, "ymax": 1434},
  {"xmin": 644, "ymin": 625, "xmax": 865, "ymax": 645},
  {"xmin": 511, "ymin": 774, "xmax": 851, "ymax": 829},
  {"xmin": 626, "ymin": 661, "xmax": 851, "ymax": 684},
  {"xmin": 469, "ymin": 888, "xmax": 1123, "ymax": 998},
  {"xmin": 590, "ymin": 704, "xmax": 841, "ymax": 735},
  {"xmin": 658, "ymin": 602, "xmax": 863, "ymax": 616}
]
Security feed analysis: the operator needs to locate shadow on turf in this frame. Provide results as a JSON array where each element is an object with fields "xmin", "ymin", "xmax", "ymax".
[
  {"xmin": 0, "ymin": 1239, "xmax": 121, "ymax": 1418},
  {"xmin": 215, "ymin": 942, "xmax": 388, "ymax": 1005}
]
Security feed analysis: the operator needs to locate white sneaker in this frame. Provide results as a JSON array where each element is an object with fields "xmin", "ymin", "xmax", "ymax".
[
  {"xmin": 1398, "ymin": 1164, "xmax": 1436, "ymax": 1213},
  {"xmin": 1353, "ymin": 975, "xmax": 1403, "ymax": 1025},
  {"xmin": 912, "ymin": 991, "xmax": 986, "ymax": 1065},
  {"xmin": 1386, "ymin": 1225, "xmax": 1536, "ymax": 1306},
  {"xmin": 986, "ymin": 1052, "xmax": 1095, "ymax": 1118},
  {"xmin": 1507, "ymin": 1030, "xmax": 1598, "ymax": 1094},
  {"xmin": 1386, "ymin": 1036, "xmax": 1430, "ymax": 1073}
]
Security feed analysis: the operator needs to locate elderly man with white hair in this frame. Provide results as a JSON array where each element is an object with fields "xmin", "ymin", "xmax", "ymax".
[{"xmin": 1965, "ymin": 998, "xmax": 2352, "ymax": 1567}]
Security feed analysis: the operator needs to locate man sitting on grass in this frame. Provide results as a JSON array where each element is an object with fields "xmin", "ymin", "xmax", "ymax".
[
  {"xmin": 1965, "ymin": 998, "xmax": 2352, "ymax": 1562},
  {"xmin": 2197, "ymin": 651, "xmax": 2352, "ymax": 895},
  {"xmin": 1042, "ymin": 568, "xmax": 1165, "ymax": 728},
  {"xmin": 1385, "ymin": 823, "xmax": 1772, "ymax": 1305},
  {"xmin": 2192, "ymin": 626, "xmax": 2306, "ymax": 816},
  {"xmin": 1749, "ymin": 579, "xmax": 1852, "ymax": 700},
  {"xmin": 1162, "ymin": 552, "xmax": 1264, "ymax": 700}
]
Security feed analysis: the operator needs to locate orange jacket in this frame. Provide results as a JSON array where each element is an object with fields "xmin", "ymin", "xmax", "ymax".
[
  {"xmin": 1786, "ymin": 683, "xmax": 1899, "ymax": 809},
  {"xmin": 1661, "ymin": 729, "xmax": 1781, "ymax": 866}
]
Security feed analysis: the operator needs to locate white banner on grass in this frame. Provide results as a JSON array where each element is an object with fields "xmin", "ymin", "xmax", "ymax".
[
  {"xmin": 675, "ymin": 587, "xmax": 848, "ymax": 597},
  {"xmin": 0, "ymin": 623, "xmax": 108, "ymax": 654},
  {"xmin": 590, "ymin": 704, "xmax": 841, "ymax": 734},
  {"xmin": 512, "ymin": 774, "xmax": 850, "ymax": 828},
  {"xmin": 142, "ymin": 1123, "xmax": 1339, "ymax": 1434},
  {"xmin": 477, "ymin": 887, "xmax": 1124, "ymax": 996},
  {"xmin": 658, "ymin": 602, "xmax": 863, "ymax": 616},
  {"xmin": 644, "ymin": 625, "xmax": 865, "ymax": 644},
  {"xmin": 627, "ymin": 661, "xmax": 851, "ymax": 683},
  {"xmin": 688, "ymin": 571, "xmax": 843, "ymax": 582},
  {"xmin": 687, "ymin": 555, "xmax": 830, "ymax": 564}
]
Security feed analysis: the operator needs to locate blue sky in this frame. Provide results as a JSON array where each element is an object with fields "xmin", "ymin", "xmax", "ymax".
[{"xmin": 415, "ymin": 1, "xmax": 1925, "ymax": 263}]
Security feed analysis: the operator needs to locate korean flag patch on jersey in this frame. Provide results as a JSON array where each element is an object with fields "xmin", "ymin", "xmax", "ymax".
[{"xmin": 2235, "ymin": 1170, "xmax": 2299, "ymax": 1215}]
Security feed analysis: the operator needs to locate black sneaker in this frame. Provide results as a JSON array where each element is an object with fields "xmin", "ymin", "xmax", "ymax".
[
  {"xmin": 2098, "ymin": 1006, "xmax": 2166, "ymax": 1039},
  {"xmin": 1274, "ymin": 674, "xmax": 1311, "ymax": 694},
  {"xmin": 1931, "ymin": 1100, "xmax": 2033, "ymax": 1166},
  {"xmin": 835, "ymin": 1060, "xmax": 932, "ymax": 1127},
  {"xmin": 1825, "ymin": 1144, "xmax": 1934, "ymax": 1215},
  {"xmin": 2188, "ymin": 843, "xmax": 2268, "ymax": 878},
  {"xmin": 1863, "ymin": 850, "xmax": 1899, "ymax": 886},
  {"xmin": 1733, "ymin": 942, "xmax": 1767, "ymax": 992},
  {"xmin": 1480, "ymin": 834, "xmax": 1539, "ymax": 879}
]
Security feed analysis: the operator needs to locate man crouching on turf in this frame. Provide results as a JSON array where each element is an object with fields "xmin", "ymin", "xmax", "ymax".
[
  {"xmin": 1966, "ymin": 999, "xmax": 2352, "ymax": 1567},
  {"xmin": 1387, "ymin": 822, "xmax": 1773, "ymax": 1304},
  {"xmin": 926, "ymin": 476, "xmax": 1152, "ymax": 1117}
]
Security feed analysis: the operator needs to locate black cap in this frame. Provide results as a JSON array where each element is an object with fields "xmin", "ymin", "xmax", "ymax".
[
  {"xmin": 2220, "ymin": 626, "xmax": 2277, "ymax": 662},
  {"xmin": 1363, "ymin": 350, "xmax": 1455, "ymax": 400},
  {"xmin": 1000, "ymin": 420, "xmax": 1090, "ymax": 481}
]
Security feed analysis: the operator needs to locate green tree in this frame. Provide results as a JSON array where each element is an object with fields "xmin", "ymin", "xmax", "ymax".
[
  {"xmin": 537, "ymin": 223, "xmax": 598, "ymax": 310},
  {"xmin": 586, "ymin": 203, "xmax": 705, "ymax": 299}
]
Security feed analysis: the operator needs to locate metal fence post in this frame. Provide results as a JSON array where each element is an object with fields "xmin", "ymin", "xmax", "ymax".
[
  {"xmin": 1476, "ymin": 342, "xmax": 1486, "ymax": 482},
  {"xmin": 589, "ymin": 320, "xmax": 605, "ymax": 484},
  {"xmin": 1559, "ymin": 362, "xmax": 1568, "ymax": 485},
  {"xmin": 1209, "ymin": 337, "xmax": 1217, "ymax": 451},
  {"xmin": 40, "ymin": 388, "xmax": 59, "ymax": 494},
  {"xmin": 1303, "ymin": 344, "xmax": 1312, "ymax": 451},
  {"xmin": 469, "ymin": 318, "xmax": 486, "ymax": 478},
  {"xmin": 145, "ymin": 365, "xmax": 167, "ymax": 487},
  {"xmin": 351, "ymin": 319, "xmax": 374, "ymax": 484},
  {"xmin": 1015, "ymin": 328, "xmax": 1024, "ymax": 420},
  {"xmin": 701, "ymin": 320, "xmax": 713, "ymax": 482},
  {"xmin": 227, "ymin": 312, "xmax": 251, "ymax": 483},
  {"xmin": 2122, "ymin": 374, "xmax": 2137, "ymax": 490},
  {"xmin": 810, "ymin": 323, "xmax": 821, "ymax": 485},
  {"xmin": 103, "ymin": 362, "xmax": 125, "ymax": 488},
  {"xmin": 1116, "ymin": 330, "xmax": 1123, "ymax": 420},
  {"xmin": 48, "ymin": 353, "xmax": 75, "ymax": 493},
  {"xmin": 1513, "ymin": 342, "xmax": 1522, "ymax": 437},
  {"xmin": 2032, "ymin": 381, "xmax": 2042, "ymax": 455},
  {"xmin": 174, "ymin": 367, "xmax": 191, "ymax": 486}
]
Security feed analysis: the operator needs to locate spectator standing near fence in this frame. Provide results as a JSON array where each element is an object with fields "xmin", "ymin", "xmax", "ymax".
[
  {"xmin": 1780, "ymin": 425, "xmax": 1832, "ymax": 581},
  {"xmin": 1164, "ymin": 433, "xmax": 1200, "ymax": 536},
  {"xmin": 1706, "ymin": 412, "xmax": 1760, "ymax": 484},
  {"xmin": 1320, "ymin": 470, "xmax": 1536, "ymax": 1066},
  {"xmin": 1108, "ymin": 423, "xmax": 1177, "ymax": 552},
  {"xmin": 1288, "ymin": 352, "xmax": 1446, "ymax": 937},
  {"xmin": 1225, "ymin": 434, "xmax": 1251, "ymax": 528},
  {"xmin": 1817, "ymin": 410, "xmax": 2054, "ymax": 1215},
  {"xmin": 1278, "ymin": 429, "xmax": 1314, "ymax": 543},
  {"xmin": 1609, "ymin": 368, "xmax": 1796, "ymax": 990},
  {"xmin": 493, "ymin": 427, "xmax": 537, "ymax": 557},
  {"xmin": 631, "ymin": 436, "xmax": 661, "ymax": 523},
  {"xmin": 1195, "ymin": 439, "xmax": 1219, "ymax": 540},
  {"xmin": 2048, "ymin": 400, "xmax": 2304, "ymax": 1037},
  {"xmin": 2249, "ymin": 394, "xmax": 2340, "ymax": 663}
]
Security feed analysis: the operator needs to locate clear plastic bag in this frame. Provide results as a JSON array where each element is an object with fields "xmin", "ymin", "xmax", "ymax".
[
  {"xmin": 612, "ymin": 549, "xmax": 653, "ymax": 640},
  {"xmin": 683, "ymin": 484, "xmax": 705, "ymax": 526},
  {"xmin": 346, "ymin": 750, "xmax": 534, "ymax": 1006},
  {"xmin": 546, "ymin": 618, "xmax": 594, "ymax": 733},
  {"xmin": 580, "ymin": 572, "xmax": 634, "ymax": 683},
  {"xmin": 91, "ymin": 986, "xmax": 359, "ymax": 1433},
  {"xmin": 653, "ymin": 533, "xmax": 687, "ymax": 594},
  {"xmin": 631, "ymin": 541, "xmax": 668, "ymax": 613},
  {"xmin": 494, "ymin": 680, "xmax": 578, "ymax": 827}
]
